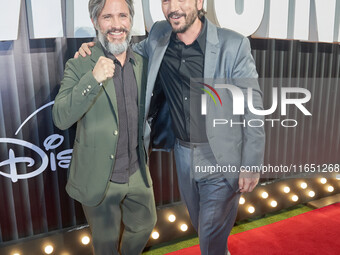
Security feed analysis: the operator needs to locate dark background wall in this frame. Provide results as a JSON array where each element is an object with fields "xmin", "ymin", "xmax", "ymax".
[{"xmin": 1, "ymin": 0, "xmax": 339, "ymax": 245}]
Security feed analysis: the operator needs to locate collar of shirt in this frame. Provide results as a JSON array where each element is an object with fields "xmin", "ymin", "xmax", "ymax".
[
  {"xmin": 100, "ymin": 43, "xmax": 136, "ymax": 66},
  {"xmin": 170, "ymin": 16, "xmax": 207, "ymax": 54}
]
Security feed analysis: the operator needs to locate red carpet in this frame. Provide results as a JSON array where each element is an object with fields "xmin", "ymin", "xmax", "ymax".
[{"xmin": 166, "ymin": 203, "xmax": 340, "ymax": 255}]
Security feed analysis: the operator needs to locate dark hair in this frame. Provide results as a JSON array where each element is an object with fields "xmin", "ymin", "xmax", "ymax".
[{"xmin": 198, "ymin": 8, "xmax": 206, "ymax": 19}]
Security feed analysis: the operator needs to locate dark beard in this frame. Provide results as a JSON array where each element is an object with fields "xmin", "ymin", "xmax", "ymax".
[{"xmin": 167, "ymin": 9, "xmax": 198, "ymax": 33}]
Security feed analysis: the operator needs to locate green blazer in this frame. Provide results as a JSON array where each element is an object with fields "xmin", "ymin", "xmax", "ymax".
[{"xmin": 52, "ymin": 45, "xmax": 151, "ymax": 207}]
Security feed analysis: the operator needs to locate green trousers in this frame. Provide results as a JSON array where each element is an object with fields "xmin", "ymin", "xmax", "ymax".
[{"xmin": 82, "ymin": 169, "xmax": 157, "ymax": 255}]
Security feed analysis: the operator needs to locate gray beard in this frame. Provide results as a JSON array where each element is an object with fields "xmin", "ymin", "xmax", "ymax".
[{"xmin": 98, "ymin": 30, "xmax": 131, "ymax": 56}]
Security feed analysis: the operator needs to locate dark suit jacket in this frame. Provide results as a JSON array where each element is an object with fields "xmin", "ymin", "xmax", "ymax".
[{"xmin": 134, "ymin": 19, "xmax": 265, "ymax": 189}]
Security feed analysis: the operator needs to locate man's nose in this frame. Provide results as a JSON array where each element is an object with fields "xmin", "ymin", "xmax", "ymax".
[
  {"xmin": 110, "ymin": 16, "xmax": 121, "ymax": 27},
  {"xmin": 169, "ymin": 0, "xmax": 180, "ymax": 12}
]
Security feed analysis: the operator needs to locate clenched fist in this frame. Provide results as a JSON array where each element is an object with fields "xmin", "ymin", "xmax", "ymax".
[{"xmin": 92, "ymin": 56, "xmax": 115, "ymax": 83}]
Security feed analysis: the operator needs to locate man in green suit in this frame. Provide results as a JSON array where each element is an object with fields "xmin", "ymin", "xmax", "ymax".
[{"xmin": 52, "ymin": 0, "xmax": 156, "ymax": 254}]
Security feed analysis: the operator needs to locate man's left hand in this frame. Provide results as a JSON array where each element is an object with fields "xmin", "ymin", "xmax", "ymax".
[{"xmin": 238, "ymin": 169, "xmax": 260, "ymax": 193}]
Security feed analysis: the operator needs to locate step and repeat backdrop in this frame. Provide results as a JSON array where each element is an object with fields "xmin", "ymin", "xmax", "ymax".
[{"xmin": 1, "ymin": 0, "xmax": 340, "ymax": 245}]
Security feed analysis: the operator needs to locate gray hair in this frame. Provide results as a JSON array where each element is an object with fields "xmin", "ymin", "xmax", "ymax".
[{"xmin": 89, "ymin": 0, "xmax": 135, "ymax": 28}]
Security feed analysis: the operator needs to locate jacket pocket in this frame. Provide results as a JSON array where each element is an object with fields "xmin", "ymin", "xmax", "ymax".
[{"xmin": 68, "ymin": 141, "xmax": 96, "ymax": 189}]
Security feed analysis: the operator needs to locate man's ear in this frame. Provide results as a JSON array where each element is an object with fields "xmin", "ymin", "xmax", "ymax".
[
  {"xmin": 91, "ymin": 19, "xmax": 99, "ymax": 36},
  {"xmin": 91, "ymin": 18, "xmax": 97, "ymax": 29},
  {"xmin": 197, "ymin": 0, "xmax": 203, "ymax": 11}
]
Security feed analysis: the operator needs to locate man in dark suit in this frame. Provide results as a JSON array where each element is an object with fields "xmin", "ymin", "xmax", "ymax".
[
  {"xmin": 52, "ymin": 0, "xmax": 156, "ymax": 254},
  {"xmin": 76, "ymin": 0, "xmax": 265, "ymax": 254},
  {"xmin": 133, "ymin": 2, "xmax": 265, "ymax": 253}
]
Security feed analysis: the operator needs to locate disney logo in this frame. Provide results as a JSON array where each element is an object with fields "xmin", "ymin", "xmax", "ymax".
[
  {"xmin": 0, "ymin": 135, "xmax": 72, "ymax": 182},
  {"xmin": 0, "ymin": 101, "xmax": 72, "ymax": 182}
]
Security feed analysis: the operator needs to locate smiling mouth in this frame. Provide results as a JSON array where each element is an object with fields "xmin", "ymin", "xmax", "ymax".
[
  {"xmin": 108, "ymin": 31, "xmax": 124, "ymax": 36},
  {"xmin": 168, "ymin": 13, "xmax": 185, "ymax": 20},
  {"xmin": 106, "ymin": 28, "xmax": 127, "ymax": 38}
]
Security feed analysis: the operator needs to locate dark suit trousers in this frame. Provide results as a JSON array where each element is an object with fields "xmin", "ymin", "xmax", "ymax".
[{"xmin": 174, "ymin": 140, "xmax": 240, "ymax": 255}]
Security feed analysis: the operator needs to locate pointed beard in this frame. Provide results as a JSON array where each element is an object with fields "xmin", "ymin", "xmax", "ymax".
[{"xmin": 97, "ymin": 29, "xmax": 131, "ymax": 55}]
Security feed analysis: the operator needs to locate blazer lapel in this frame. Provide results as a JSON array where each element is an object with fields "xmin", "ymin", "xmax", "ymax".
[
  {"xmin": 203, "ymin": 20, "xmax": 220, "ymax": 122},
  {"xmin": 90, "ymin": 45, "xmax": 118, "ymax": 120},
  {"xmin": 144, "ymin": 31, "xmax": 171, "ymax": 119},
  {"xmin": 102, "ymin": 78, "xmax": 118, "ymax": 119},
  {"xmin": 132, "ymin": 53, "xmax": 142, "ymax": 105},
  {"xmin": 204, "ymin": 20, "xmax": 220, "ymax": 79}
]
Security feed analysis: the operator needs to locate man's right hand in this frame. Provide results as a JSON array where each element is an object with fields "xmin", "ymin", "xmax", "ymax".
[
  {"xmin": 74, "ymin": 41, "xmax": 96, "ymax": 58},
  {"xmin": 92, "ymin": 56, "xmax": 115, "ymax": 83}
]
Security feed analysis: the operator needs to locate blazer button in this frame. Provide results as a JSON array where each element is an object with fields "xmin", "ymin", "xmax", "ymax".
[
  {"xmin": 110, "ymin": 154, "xmax": 114, "ymax": 159},
  {"xmin": 114, "ymin": 130, "xmax": 118, "ymax": 136}
]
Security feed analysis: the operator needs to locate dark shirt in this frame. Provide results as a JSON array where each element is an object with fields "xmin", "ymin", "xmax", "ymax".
[
  {"xmin": 102, "ymin": 45, "xmax": 139, "ymax": 183},
  {"xmin": 157, "ymin": 17, "xmax": 208, "ymax": 143}
]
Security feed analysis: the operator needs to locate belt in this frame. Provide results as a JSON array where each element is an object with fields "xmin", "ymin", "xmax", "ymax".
[{"xmin": 177, "ymin": 139, "xmax": 209, "ymax": 148}]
